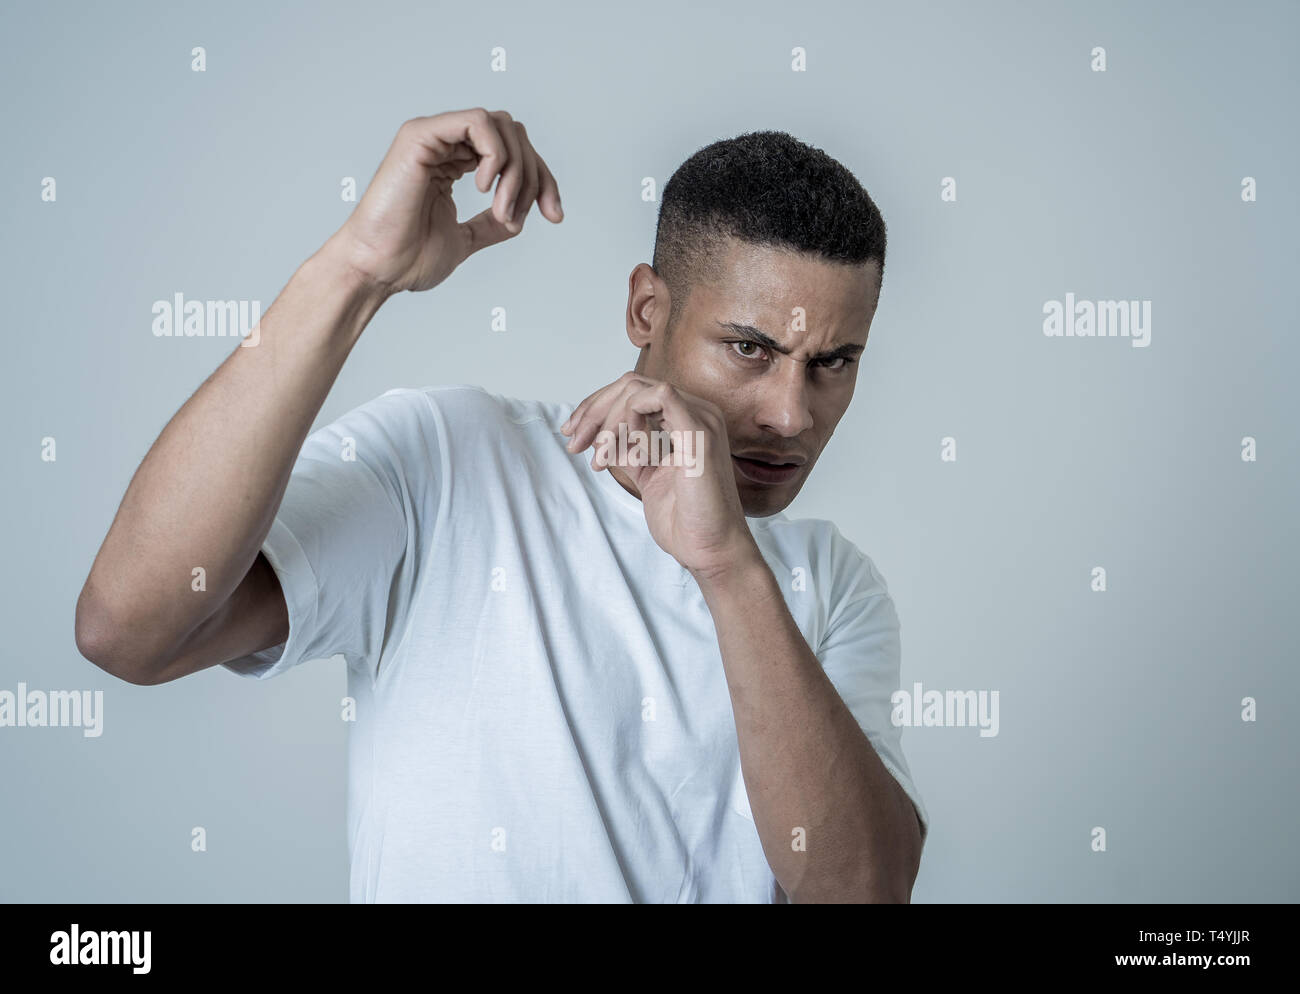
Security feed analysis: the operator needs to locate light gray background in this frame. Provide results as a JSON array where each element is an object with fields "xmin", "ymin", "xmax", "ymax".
[{"xmin": 2, "ymin": 0, "xmax": 1296, "ymax": 902}]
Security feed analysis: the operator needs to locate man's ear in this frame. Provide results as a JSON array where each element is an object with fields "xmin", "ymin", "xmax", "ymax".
[{"xmin": 625, "ymin": 262, "xmax": 667, "ymax": 351}]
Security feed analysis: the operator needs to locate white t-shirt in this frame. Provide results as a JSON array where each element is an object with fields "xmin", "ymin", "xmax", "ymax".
[{"xmin": 223, "ymin": 384, "xmax": 928, "ymax": 902}]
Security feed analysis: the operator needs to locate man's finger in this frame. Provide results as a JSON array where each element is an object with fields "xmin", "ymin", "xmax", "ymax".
[
  {"xmin": 511, "ymin": 123, "xmax": 541, "ymax": 229},
  {"xmin": 627, "ymin": 385, "xmax": 723, "ymax": 464},
  {"xmin": 399, "ymin": 108, "xmax": 509, "ymax": 196},
  {"xmin": 459, "ymin": 205, "xmax": 517, "ymax": 259},
  {"xmin": 562, "ymin": 372, "xmax": 641, "ymax": 439},
  {"xmin": 561, "ymin": 385, "xmax": 605, "ymax": 439},
  {"xmin": 488, "ymin": 110, "xmax": 526, "ymax": 230},
  {"xmin": 566, "ymin": 377, "xmax": 647, "ymax": 455},
  {"xmin": 590, "ymin": 391, "xmax": 654, "ymax": 472},
  {"xmin": 533, "ymin": 150, "xmax": 563, "ymax": 222},
  {"xmin": 626, "ymin": 382, "xmax": 687, "ymax": 426}
]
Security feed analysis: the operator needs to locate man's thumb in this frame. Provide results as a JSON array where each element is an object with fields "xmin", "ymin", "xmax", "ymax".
[{"xmin": 460, "ymin": 206, "xmax": 518, "ymax": 258}]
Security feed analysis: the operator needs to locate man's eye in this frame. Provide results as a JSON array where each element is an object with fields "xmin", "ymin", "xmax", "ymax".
[
  {"xmin": 731, "ymin": 341, "xmax": 766, "ymax": 361},
  {"xmin": 819, "ymin": 357, "xmax": 849, "ymax": 371}
]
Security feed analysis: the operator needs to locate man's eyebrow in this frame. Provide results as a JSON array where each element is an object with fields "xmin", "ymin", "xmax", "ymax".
[{"xmin": 715, "ymin": 321, "xmax": 866, "ymax": 362}]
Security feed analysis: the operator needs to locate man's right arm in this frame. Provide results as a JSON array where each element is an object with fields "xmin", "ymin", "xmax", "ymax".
[
  {"xmin": 74, "ymin": 108, "xmax": 563, "ymax": 685},
  {"xmin": 75, "ymin": 238, "xmax": 391, "ymax": 684}
]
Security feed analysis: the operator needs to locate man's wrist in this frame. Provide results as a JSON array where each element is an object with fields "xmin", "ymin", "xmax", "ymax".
[
  {"xmin": 293, "ymin": 235, "xmax": 394, "ymax": 351},
  {"xmin": 313, "ymin": 233, "xmax": 397, "ymax": 308},
  {"xmin": 689, "ymin": 536, "xmax": 776, "ymax": 602}
]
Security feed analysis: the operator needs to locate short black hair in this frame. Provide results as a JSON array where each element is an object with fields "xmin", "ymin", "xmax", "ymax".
[{"xmin": 651, "ymin": 130, "xmax": 887, "ymax": 333}]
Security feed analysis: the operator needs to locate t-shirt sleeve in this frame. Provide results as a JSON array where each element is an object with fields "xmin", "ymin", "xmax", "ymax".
[
  {"xmin": 221, "ymin": 387, "xmax": 441, "ymax": 681},
  {"xmin": 815, "ymin": 532, "xmax": 930, "ymax": 849}
]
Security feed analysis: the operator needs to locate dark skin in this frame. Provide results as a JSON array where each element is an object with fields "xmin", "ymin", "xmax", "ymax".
[{"xmin": 622, "ymin": 236, "xmax": 879, "ymax": 517}]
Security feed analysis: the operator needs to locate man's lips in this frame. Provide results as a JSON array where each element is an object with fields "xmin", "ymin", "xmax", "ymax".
[{"xmin": 731, "ymin": 452, "xmax": 804, "ymax": 485}]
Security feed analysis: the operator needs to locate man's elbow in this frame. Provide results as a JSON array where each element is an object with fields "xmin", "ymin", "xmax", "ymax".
[
  {"xmin": 889, "ymin": 810, "xmax": 925, "ymax": 902},
  {"xmin": 786, "ymin": 873, "xmax": 912, "ymax": 904},
  {"xmin": 844, "ymin": 817, "xmax": 924, "ymax": 903},
  {"xmin": 859, "ymin": 866, "xmax": 916, "ymax": 904},
  {"xmin": 74, "ymin": 591, "xmax": 164, "ymax": 686},
  {"xmin": 786, "ymin": 851, "xmax": 917, "ymax": 903},
  {"xmin": 877, "ymin": 872, "xmax": 916, "ymax": 904}
]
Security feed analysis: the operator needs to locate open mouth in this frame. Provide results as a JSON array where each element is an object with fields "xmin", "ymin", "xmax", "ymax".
[{"xmin": 731, "ymin": 455, "xmax": 802, "ymax": 486}]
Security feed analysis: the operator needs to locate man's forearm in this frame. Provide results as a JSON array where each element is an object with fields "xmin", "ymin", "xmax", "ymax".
[
  {"xmin": 77, "ymin": 234, "xmax": 391, "ymax": 675},
  {"xmin": 694, "ymin": 546, "xmax": 923, "ymax": 902}
]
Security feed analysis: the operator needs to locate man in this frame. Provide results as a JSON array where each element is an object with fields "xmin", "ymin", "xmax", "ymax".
[{"xmin": 75, "ymin": 107, "xmax": 928, "ymax": 903}]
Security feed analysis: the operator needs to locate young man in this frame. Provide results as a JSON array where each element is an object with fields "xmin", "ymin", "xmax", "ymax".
[{"xmin": 76, "ymin": 108, "xmax": 928, "ymax": 903}]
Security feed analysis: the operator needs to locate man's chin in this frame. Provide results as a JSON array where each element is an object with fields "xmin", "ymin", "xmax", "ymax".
[{"xmin": 736, "ymin": 477, "xmax": 802, "ymax": 518}]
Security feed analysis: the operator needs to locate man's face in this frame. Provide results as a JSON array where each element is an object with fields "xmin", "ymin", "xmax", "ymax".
[{"xmin": 628, "ymin": 237, "xmax": 880, "ymax": 517}]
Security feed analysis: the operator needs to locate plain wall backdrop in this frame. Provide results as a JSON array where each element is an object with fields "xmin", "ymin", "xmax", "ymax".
[{"xmin": 1, "ymin": 0, "xmax": 1296, "ymax": 902}]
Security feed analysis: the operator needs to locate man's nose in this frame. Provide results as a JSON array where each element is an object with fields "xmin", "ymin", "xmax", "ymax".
[{"xmin": 755, "ymin": 362, "xmax": 814, "ymax": 438}]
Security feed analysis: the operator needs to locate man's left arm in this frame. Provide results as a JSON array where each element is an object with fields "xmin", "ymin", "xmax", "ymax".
[
  {"xmin": 559, "ymin": 374, "xmax": 923, "ymax": 902},
  {"xmin": 694, "ymin": 547, "xmax": 923, "ymax": 903}
]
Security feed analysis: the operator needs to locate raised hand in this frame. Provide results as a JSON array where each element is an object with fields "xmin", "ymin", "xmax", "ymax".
[{"xmin": 333, "ymin": 108, "xmax": 563, "ymax": 295}]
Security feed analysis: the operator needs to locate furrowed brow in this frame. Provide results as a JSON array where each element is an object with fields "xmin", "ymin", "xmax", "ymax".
[
  {"xmin": 810, "ymin": 342, "xmax": 866, "ymax": 362},
  {"xmin": 716, "ymin": 321, "xmax": 865, "ymax": 363},
  {"xmin": 717, "ymin": 322, "xmax": 791, "ymax": 355}
]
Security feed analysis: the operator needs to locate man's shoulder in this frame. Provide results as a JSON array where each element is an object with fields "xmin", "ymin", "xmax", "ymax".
[
  {"xmin": 371, "ymin": 384, "xmax": 568, "ymax": 440},
  {"xmin": 338, "ymin": 385, "xmax": 575, "ymax": 502},
  {"xmin": 756, "ymin": 512, "xmax": 861, "ymax": 559},
  {"xmin": 758, "ymin": 513, "xmax": 890, "ymax": 603}
]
